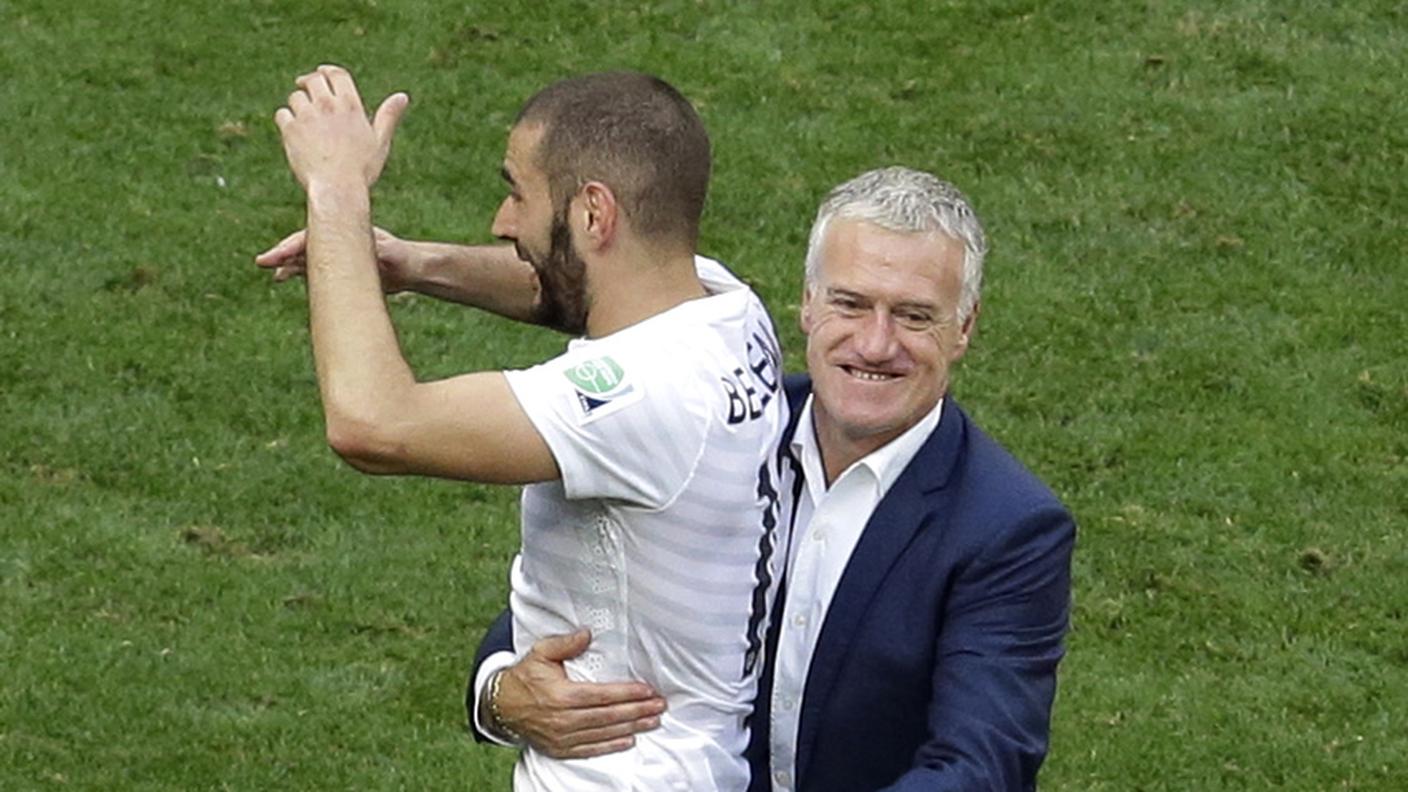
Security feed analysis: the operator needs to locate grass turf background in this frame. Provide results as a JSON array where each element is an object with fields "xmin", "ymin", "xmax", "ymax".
[{"xmin": 2, "ymin": 0, "xmax": 1405, "ymax": 789}]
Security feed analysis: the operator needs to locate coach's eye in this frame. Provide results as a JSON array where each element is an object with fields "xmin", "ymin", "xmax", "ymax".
[
  {"xmin": 896, "ymin": 311, "xmax": 933, "ymax": 331},
  {"xmin": 831, "ymin": 297, "xmax": 863, "ymax": 314}
]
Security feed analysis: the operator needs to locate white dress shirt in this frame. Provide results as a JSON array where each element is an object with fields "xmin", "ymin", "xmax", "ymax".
[{"xmin": 767, "ymin": 394, "xmax": 943, "ymax": 791}]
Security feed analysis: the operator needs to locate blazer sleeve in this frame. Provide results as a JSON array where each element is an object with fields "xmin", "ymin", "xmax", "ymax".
[
  {"xmin": 880, "ymin": 504, "xmax": 1075, "ymax": 792},
  {"xmin": 466, "ymin": 608, "xmax": 515, "ymax": 744}
]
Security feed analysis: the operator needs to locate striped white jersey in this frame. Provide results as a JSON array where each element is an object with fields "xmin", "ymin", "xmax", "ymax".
[{"xmin": 502, "ymin": 256, "xmax": 788, "ymax": 792}]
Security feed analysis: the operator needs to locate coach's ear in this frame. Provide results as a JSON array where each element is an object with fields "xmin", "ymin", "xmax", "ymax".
[
  {"xmin": 951, "ymin": 301, "xmax": 980, "ymax": 362},
  {"xmin": 799, "ymin": 283, "xmax": 816, "ymax": 336}
]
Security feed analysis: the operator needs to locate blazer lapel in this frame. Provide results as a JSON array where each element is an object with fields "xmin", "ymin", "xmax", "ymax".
[{"xmin": 793, "ymin": 399, "xmax": 968, "ymax": 786}]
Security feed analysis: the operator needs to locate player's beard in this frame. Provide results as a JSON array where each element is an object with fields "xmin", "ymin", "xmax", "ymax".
[{"xmin": 528, "ymin": 203, "xmax": 590, "ymax": 335}]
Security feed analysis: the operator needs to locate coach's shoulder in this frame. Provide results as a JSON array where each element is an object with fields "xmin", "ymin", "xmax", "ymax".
[{"xmin": 948, "ymin": 400, "xmax": 1071, "ymax": 522}]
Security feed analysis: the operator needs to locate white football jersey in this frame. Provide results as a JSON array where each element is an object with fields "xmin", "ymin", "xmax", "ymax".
[{"xmin": 502, "ymin": 256, "xmax": 788, "ymax": 791}]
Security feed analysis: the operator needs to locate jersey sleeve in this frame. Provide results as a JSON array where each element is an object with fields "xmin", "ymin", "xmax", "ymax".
[{"xmin": 503, "ymin": 344, "xmax": 713, "ymax": 509}]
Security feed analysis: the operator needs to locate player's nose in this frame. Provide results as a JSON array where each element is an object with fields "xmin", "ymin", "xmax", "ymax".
[{"xmin": 491, "ymin": 196, "xmax": 516, "ymax": 241}]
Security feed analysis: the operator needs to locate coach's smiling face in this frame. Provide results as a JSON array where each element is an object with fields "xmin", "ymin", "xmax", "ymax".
[{"xmin": 801, "ymin": 218, "xmax": 974, "ymax": 481}]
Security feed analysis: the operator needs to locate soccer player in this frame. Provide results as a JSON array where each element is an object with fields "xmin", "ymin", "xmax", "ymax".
[{"xmin": 263, "ymin": 66, "xmax": 788, "ymax": 790}]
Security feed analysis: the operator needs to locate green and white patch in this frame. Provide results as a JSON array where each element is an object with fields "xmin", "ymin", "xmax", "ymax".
[
  {"xmin": 564, "ymin": 356, "xmax": 642, "ymax": 423},
  {"xmin": 565, "ymin": 356, "xmax": 628, "ymax": 396}
]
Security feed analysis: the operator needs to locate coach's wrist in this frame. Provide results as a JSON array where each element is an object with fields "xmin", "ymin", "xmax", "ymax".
[
  {"xmin": 482, "ymin": 668, "xmax": 524, "ymax": 746},
  {"xmin": 470, "ymin": 652, "xmax": 522, "ymax": 747}
]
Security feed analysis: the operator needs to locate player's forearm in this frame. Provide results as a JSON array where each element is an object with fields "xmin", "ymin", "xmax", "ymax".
[
  {"xmin": 404, "ymin": 242, "xmax": 543, "ymax": 324},
  {"xmin": 304, "ymin": 181, "xmax": 418, "ymax": 467}
]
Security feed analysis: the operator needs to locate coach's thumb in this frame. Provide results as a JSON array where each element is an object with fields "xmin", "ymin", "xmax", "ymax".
[
  {"xmin": 533, "ymin": 629, "xmax": 592, "ymax": 664},
  {"xmin": 373, "ymin": 91, "xmax": 410, "ymax": 149}
]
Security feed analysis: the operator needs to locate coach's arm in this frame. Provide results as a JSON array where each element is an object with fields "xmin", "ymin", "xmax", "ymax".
[{"xmin": 879, "ymin": 506, "xmax": 1074, "ymax": 792}]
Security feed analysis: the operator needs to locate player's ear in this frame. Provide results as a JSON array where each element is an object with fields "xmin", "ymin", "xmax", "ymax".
[{"xmin": 577, "ymin": 181, "xmax": 617, "ymax": 249}]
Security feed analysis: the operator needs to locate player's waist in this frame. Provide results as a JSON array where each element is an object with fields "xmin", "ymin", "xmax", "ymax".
[{"xmin": 518, "ymin": 712, "xmax": 750, "ymax": 792}]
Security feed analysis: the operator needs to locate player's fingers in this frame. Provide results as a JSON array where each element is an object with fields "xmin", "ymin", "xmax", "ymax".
[
  {"xmin": 259, "ymin": 253, "xmax": 300, "ymax": 271},
  {"xmin": 284, "ymin": 89, "xmax": 312, "ymax": 118},
  {"xmin": 530, "ymin": 629, "xmax": 592, "ymax": 663},
  {"xmin": 273, "ymin": 264, "xmax": 305, "ymax": 282},
  {"xmin": 255, "ymin": 229, "xmax": 308, "ymax": 265},
  {"xmin": 372, "ymin": 92, "xmax": 410, "ymax": 150},
  {"xmin": 273, "ymin": 107, "xmax": 294, "ymax": 130},
  {"xmin": 318, "ymin": 64, "xmax": 362, "ymax": 107},
  {"xmin": 295, "ymin": 70, "xmax": 334, "ymax": 103}
]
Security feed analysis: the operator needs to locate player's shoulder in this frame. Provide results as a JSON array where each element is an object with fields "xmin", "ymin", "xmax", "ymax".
[{"xmin": 693, "ymin": 254, "xmax": 742, "ymax": 291}]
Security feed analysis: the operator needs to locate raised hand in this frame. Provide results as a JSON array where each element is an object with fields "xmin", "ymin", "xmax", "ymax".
[{"xmin": 273, "ymin": 64, "xmax": 409, "ymax": 192}]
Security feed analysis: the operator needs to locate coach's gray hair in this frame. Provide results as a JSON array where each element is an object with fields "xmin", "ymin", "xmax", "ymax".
[{"xmin": 804, "ymin": 166, "xmax": 988, "ymax": 323}]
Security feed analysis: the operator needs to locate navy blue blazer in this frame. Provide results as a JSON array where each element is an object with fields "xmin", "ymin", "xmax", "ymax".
[
  {"xmin": 470, "ymin": 375, "xmax": 1074, "ymax": 792},
  {"xmin": 743, "ymin": 375, "xmax": 1074, "ymax": 791}
]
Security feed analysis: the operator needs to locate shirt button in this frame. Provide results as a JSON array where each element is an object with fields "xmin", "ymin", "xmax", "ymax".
[
  {"xmin": 774, "ymin": 770, "xmax": 791, "ymax": 787},
  {"xmin": 792, "ymin": 614, "xmax": 808, "ymax": 628},
  {"xmin": 812, "ymin": 530, "xmax": 825, "ymax": 542},
  {"xmin": 781, "ymin": 696, "xmax": 795, "ymax": 710}
]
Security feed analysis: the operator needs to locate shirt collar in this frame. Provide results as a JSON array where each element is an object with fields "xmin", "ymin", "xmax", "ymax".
[{"xmin": 790, "ymin": 394, "xmax": 944, "ymax": 501}]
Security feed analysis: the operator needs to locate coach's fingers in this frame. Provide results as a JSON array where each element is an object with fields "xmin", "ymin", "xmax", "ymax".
[
  {"xmin": 560, "ymin": 679, "xmax": 664, "ymax": 709},
  {"xmin": 566, "ymin": 712, "xmax": 663, "ymax": 748},
  {"xmin": 568, "ymin": 697, "xmax": 668, "ymax": 730},
  {"xmin": 530, "ymin": 629, "xmax": 592, "ymax": 664},
  {"xmin": 553, "ymin": 735, "xmax": 639, "ymax": 761}
]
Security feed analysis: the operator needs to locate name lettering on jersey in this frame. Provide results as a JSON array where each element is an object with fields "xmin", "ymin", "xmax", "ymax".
[
  {"xmin": 722, "ymin": 332, "xmax": 782, "ymax": 425},
  {"xmin": 564, "ymin": 356, "xmax": 642, "ymax": 424}
]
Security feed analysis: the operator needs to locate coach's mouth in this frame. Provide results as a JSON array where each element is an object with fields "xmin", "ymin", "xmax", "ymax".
[{"xmin": 841, "ymin": 365, "xmax": 900, "ymax": 382}]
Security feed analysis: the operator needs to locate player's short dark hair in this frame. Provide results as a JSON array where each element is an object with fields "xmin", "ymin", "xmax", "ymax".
[{"xmin": 516, "ymin": 72, "xmax": 711, "ymax": 247}]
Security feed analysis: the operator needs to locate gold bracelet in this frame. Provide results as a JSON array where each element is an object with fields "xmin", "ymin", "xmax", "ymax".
[{"xmin": 488, "ymin": 669, "xmax": 524, "ymax": 745}]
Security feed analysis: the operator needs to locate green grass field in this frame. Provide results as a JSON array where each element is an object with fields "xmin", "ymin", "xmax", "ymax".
[{"xmin": 3, "ymin": 0, "xmax": 1405, "ymax": 789}]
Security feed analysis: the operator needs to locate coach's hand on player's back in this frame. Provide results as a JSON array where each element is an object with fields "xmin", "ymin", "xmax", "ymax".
[
  {"xmin": 255, "ymin": 226, "xmax": 421, "ymax": 290},
  {"xmin": 273, "ymin": 64, "xmax": 408, "ymax": 192},
  {"xmin": 495, "ymin": 629, "xmax": 667, "ymax": 760}
]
